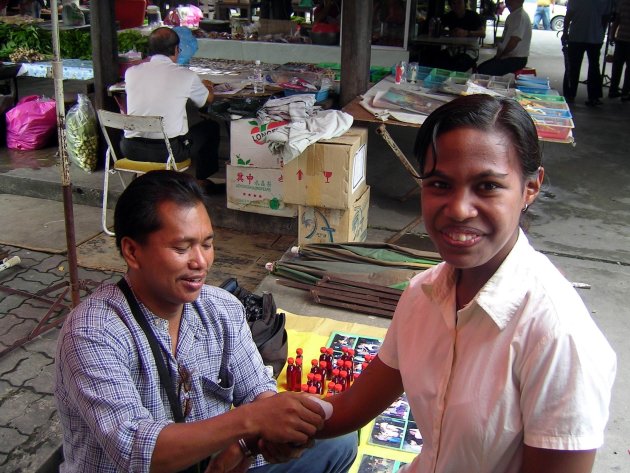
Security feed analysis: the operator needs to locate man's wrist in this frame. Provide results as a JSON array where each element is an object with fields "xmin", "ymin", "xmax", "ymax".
[{"xmin": 238, "ymin": 438, "xmax": 259, "ymax": 457}]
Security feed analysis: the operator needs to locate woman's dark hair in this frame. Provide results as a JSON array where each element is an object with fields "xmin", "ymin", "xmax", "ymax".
[
  {"xmin": 148, "ymin": 26, "xmax": 180, "ymax": 57},
  {"xmin": 114, "ymin": 170, "xmax": 208, "ymax": 254},
  {"xmin": 414, "ymin": 94, "xmax": 542, "ymax": 182}
]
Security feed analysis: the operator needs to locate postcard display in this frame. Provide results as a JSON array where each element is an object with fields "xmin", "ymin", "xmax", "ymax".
[{"xmin": 282, "ymin": 331, "xmax": 420, "ymax": 473}]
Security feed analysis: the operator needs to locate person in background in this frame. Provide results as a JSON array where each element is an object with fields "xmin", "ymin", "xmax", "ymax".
[
  {"xmin": 609, "ymin": 0, "xmax": 630, "ymax": 100},
  {"xmin": 439, "ymin": 0, "xmax": 485, "ymax": 71},
  {"xmin": 562, "ymin": 0, "xmax": 613, "ymax": 106},
  {"xmin": 19, "ymin": 0, "xmax": 44, "ymax": 17},
  {"xmin": 121, "ymin": 27, "xmax": 224, "ymax": 194},
  {"xmin": 313, "ymin": 0, "xmax": 341, "ymax": 24},
  {"xmin": 316, "ymin": 94, "xmax": 617, "ymax": 473},
  {"xmin": 442, "ymin": 0, "xmax": 485, "ymax": 38},
  {"xmin": 477, "ymin": 0, "xmax": 532, "ymax": 75},
  {"xmin": 532, "ymin": 0, "xmax": 554, "ymax": 30},
  {"xmin": 54, "ymin": 170, "xmax": 358, "ymax": 473}
]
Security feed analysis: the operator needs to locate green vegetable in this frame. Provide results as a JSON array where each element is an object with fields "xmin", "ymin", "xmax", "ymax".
[
  {"xmin": 117, "ymin": 30, "xmax": 149, "ymax": 56},
  {"xmin": 0, "ymin": 24, "xmax": 52, "ymax": 60},
  {"xmin": 66, "ymin": 94, "xmax": 99, "ymax": 173},
  {"xmin": 59, "ymin": 30, "xmax": 92, "ymax": 60},
  {"xmin": 0, "ymin": 23, "xmax": 92, "ymax": 61}
]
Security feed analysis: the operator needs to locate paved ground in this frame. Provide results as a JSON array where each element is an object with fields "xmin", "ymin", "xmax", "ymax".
[{"xmin": 0, "ymin": 29, "xmax": 629, "ymax": 473}]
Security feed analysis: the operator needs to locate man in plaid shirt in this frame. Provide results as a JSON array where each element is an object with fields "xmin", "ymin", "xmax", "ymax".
[{"xmin": 55, "ymin": 170, "xmax": 357, "ymax": 473}]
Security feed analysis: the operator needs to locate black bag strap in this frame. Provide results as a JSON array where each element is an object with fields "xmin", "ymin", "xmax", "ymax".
[{"xmin": 117, "ymin": 278, "xmax": 185, "ymax": 423}]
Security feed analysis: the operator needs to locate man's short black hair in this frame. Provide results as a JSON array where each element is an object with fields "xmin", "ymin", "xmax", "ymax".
[
  {"xmin": 114, "ymin": 170, "xmax": 209, "ymax": 253},
  {"xmin": 148, "ymin": 26, "xmax": 180, "ymax": 57}
]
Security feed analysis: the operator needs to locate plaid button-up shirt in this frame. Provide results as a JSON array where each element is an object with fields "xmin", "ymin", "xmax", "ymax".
[{"xmin": 55, "ymin": 279, "xmax": 277, "ymax": 472}]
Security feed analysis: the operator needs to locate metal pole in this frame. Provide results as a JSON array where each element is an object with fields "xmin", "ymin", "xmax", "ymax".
[{"xmin": 51, "ymin": 0, "xmax": 81, "ymax": 307}]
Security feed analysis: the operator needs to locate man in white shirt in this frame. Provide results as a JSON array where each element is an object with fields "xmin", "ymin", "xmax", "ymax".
[
  {"xmin": 477, "ymin": 0, "xmax": 532, "ymax": 75},
  {"xmin": 121, "ymin": 27, "xmax": 224, "ymax": 194}
]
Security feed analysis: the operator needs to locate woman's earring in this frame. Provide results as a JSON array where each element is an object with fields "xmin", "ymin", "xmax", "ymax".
[{"xmin": 522, "ymin": 204, "xmax": 529, "ymax": 213}]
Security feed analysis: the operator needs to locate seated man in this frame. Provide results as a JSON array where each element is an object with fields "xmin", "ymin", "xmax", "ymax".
[
  {"xmin": 442, "ymin": 0, "xmax": 485, "ymax": 39},
  {"xmin": 121, "ymin": 27, "xmax": 224, "ymax": 194},
  {"xmin": 54, "ymin": 170, "xmax": 358, "ymax": 472},
  {"xmin": 313, "ymin": 0, "xmax": 341, "ymax": 24},
  {"xmin": 440, "ymin": 0, "xmax": 486, "ymax": 71},
  {"xmin": 414, "ymin": 0, "xmax": 483, "ymax": 71},
  {"xmin": 477, "ymin": 0, "xmax": 531, "ymax": 76}
]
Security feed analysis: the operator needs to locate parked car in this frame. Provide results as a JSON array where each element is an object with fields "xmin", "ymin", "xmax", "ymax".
[{"xmin": 496, "ymin": 0, "xmax": 567, "ymax": 31}]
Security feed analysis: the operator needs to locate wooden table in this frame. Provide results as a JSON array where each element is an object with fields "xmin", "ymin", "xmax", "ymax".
[
  {"xmin": 410, "ymin": 33, "xmax": 481, "ymax": 60},
  {"xmin": 410, "ymin": 34, "xmax": 481, "ymax": 50},
  {"xmin": 342, "ymin": 85, "xmax": 425, "ymax": 243}
]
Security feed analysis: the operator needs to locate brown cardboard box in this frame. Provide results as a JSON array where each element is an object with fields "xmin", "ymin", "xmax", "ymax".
[
  {"xmin": 297, "ymin": 186, "xmax": 370, "ymax": 245},
  {"xmin": 284, "ymin": 127, "xmax": 368, "ymax": 210},
  {"xmin": 226, "ymin": 164, "xmax": 297, "ymax": 217},
  {"xmin": 230, "ymin": 118, "xmax": 289, "ymax": 169}
]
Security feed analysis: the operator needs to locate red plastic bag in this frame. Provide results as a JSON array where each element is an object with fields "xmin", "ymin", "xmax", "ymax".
[{"xmin": 6, "ymin": 95, "xmax": 57, "ymax": 150}]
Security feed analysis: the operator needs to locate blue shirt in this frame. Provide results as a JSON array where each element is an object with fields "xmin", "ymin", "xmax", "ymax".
[
  {"xmin": 566, "ymin": 0, "xmax": 613, "ymax": 43},
  {"xmin": 55, "ymin": 279, "xmax": 277, "ymax": 472}
]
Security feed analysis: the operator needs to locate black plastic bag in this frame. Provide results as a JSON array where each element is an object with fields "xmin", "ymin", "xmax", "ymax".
[{"xmin": 220, "ymin": 278, "xmax": 288, "ymax": 378}]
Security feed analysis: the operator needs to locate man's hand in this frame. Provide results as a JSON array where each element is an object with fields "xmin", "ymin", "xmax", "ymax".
[
  {"xmin": 452, "ymin": 27, "xmax": 468, "ymax": 37},
  {"xmin": 202, "ymin": 79, "xmax": 215, "ymax": 104},
  {"xmin": 204, "ymin": 442, "xmax": 252, "ymax": 473},
  {"xmin": 246, "ymin": 392, "xmax": 325, "ymax": 445}
]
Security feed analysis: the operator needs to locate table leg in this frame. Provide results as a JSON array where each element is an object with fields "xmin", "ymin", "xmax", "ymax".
[{"xmin": 374, "ymin": 123, "xmax": 423, "ymax": 243}]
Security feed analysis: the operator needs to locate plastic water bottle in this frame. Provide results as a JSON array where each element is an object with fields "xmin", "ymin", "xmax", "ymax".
[
  {"xmin": 0, "ymin": 256, "xmax": 20, "ymax": 273},
  {"xmin": 253, "ymin": 59, "xmax": 265, "ymax": 94}
]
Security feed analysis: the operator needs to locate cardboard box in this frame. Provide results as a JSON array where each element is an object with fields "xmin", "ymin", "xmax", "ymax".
[
  {"xmin": 226, "ymin": 164, "xmax": 297, "ymax": 217},
  {"xmin": 298, "ymin": 186, "xmax": 370, "ymax": 245},
  {"xmin": 230, "ymin": 118, "xmax": 289, "ymax": 169},
  {"xmin": 284, "ymin": 127, "xmax": 368, "ymax": 209}
]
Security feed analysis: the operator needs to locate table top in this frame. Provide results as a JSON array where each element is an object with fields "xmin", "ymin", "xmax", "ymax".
[
  {"xmin": 342, "ymin": 97, "xmax": 421, "ymax": 128},
  {"xmin": 410, "ymin": 34, "xmax": 481, "ymax": 50},
  {"xmin": 6, "ymin": 59, "xmax": 93, "ymax": 80},
  {"xmin": 342, "ymin": 75, "xmax": 449, "ymax": 127}
]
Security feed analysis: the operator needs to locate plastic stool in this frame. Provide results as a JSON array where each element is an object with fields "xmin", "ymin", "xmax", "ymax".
[{"xmin": 515, "ymin": 67, "xmax": 537, "ymax": 76}]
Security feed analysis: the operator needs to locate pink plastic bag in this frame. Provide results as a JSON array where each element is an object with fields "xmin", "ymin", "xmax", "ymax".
[{"xmin": 6, "ymin": 95, "xmax": 57, "ymax": 150}]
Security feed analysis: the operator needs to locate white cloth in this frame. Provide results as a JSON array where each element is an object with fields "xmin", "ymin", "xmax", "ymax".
[
  {"xmin": 124, "ymin": 55, "xmax": 209, "ymax": 139},
  {"xmin": 257, "ymin": 94, "xmax": 316, "ymax": 123},
  {"xmin": 258, "ymin": 94, "xmax": 353, "ymax": 164},
  {"xmin": 499, "ymin": 7, "xmax": 532, "ymax": 58},
  {"xmin": 379, "ymin": 230, "xmax": 616, "ymax": 473}
]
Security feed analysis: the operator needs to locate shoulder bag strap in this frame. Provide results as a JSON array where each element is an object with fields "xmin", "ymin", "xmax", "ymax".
[{"xmin": 117, "ymin": 278, "xmax": 185, "ymax": 423}]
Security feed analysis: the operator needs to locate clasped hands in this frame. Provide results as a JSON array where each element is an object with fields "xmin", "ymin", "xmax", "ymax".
[{"xmin": 204, "ymin": 392, "xmax": 326, "ymax": 473}]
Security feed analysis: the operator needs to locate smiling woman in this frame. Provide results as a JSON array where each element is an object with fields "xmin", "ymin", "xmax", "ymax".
[{"xmin": 316, "ymin": 94, "xmax": 616, "ymax": 473}]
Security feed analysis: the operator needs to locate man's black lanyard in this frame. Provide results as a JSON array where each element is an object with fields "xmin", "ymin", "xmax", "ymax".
[
  {"xmin": 117, "ymin": 278, "xmax": 185, "ymax": 422},
  {"xmin": 118, "ymin": 278, "xmax": 205, "ymax": 473}
]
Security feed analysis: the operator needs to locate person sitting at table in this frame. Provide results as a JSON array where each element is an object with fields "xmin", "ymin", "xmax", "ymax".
[
  {"xmin": 439, "ymin": 0, "xmax": 485, "ymax": 71},
  {"xmin": 120, "ymin": 27, "xmax": 224, "ymax": 195},
  {"xmin": 477, "ymin": 0, "xmax": 532, "ymax": 76},
  {"xmin": 314, "ymin": 0, "xmax": 341, "ymax": 24}
]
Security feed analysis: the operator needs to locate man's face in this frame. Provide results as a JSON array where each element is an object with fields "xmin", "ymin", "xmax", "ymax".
[
  {"xmin": 123, "ymin": 200, "xmax": 215, "ymax": 319},
  {"xmin": 450, "ymin": 0, "xmax": 466, "ymax": 16},
  {"xmin": 506, "ymin": 0, "xmax": 523, "ymax": 12}
]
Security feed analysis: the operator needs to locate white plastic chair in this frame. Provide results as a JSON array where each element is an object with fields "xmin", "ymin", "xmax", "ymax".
[{"xmin": 97, "ymin": 109, "xmax": 191, "ymax": 236}]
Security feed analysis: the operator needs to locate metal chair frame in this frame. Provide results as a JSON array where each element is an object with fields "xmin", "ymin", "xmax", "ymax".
[{"xmin": 97, "ymin": 109, "xmax": 189, "ymax": 236}]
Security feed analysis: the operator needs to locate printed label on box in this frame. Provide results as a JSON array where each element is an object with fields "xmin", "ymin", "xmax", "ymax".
[
  {"xmin": 230, "ymin": 118, "xmax": 289, "ymax": 169},
  {"xmin": 226, "ymin": 164, "xmax": 297, "ymax": 217},
  {"xmin": 352, "ymin": 143, "xmax": 367, "ymax": 192}
]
